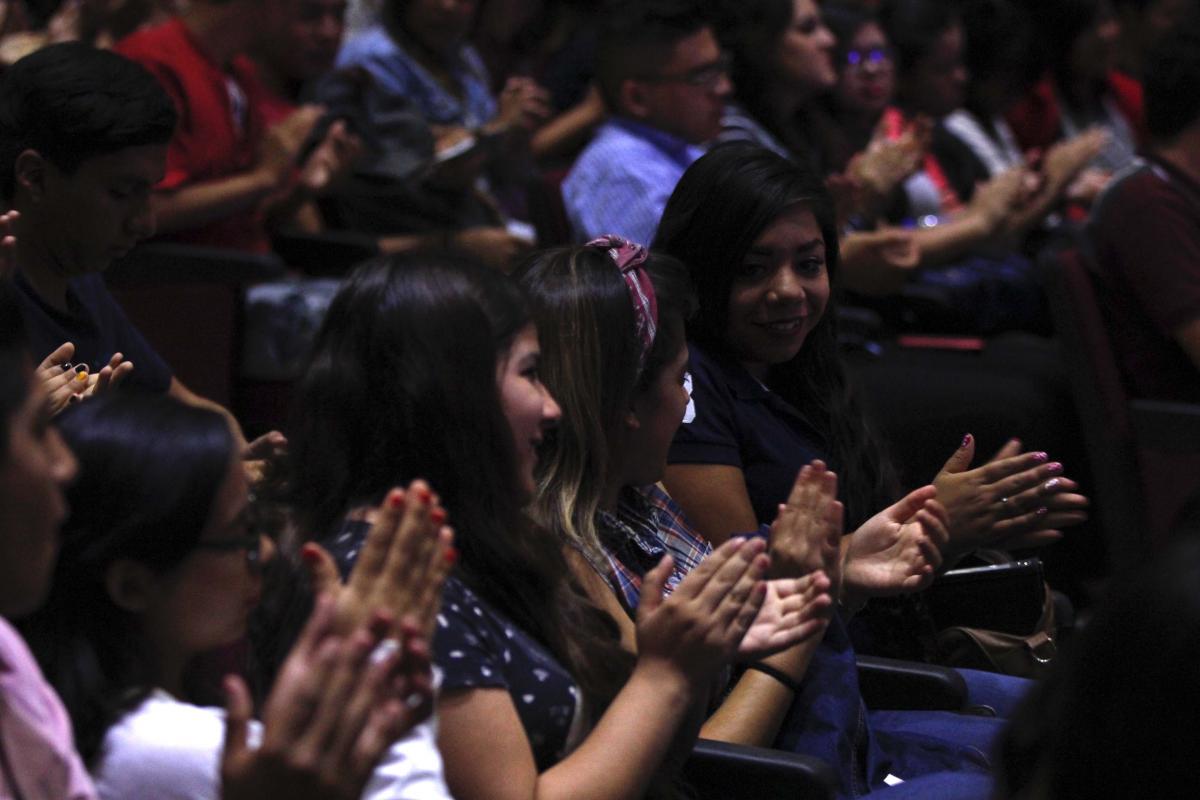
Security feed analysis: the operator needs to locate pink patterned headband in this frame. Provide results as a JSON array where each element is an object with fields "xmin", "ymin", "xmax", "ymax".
[{"xmin": 586, "ymin": 234, "xmax": 658, "ymax": 373}]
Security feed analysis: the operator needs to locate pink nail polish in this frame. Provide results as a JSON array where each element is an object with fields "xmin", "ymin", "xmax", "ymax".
[
  {"xmin": 1047, "ymin": 462, "xmax": 1063, "ymax": 474},
  {"xmin": 1044, "ymin": 478, "xmax": 1061, "ymax": 491},
  {"xmin": 961, "ymin": 434, "xmax": 972, "ymax": 448},
  {"xmin": 1033, "ymin": 452, "xmax": 1048, "ymax": 462}
]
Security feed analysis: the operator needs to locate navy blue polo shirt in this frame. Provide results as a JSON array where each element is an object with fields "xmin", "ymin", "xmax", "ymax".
[
  {"xmin": 14, "ymin": 270, "xmax": 173, "ymax": 394},
  {"xmin": 669, "ymin": 342, "xmax": 827, "ymax": 525}
]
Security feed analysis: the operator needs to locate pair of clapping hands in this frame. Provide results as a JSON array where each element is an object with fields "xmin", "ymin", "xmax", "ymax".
[
  {"xmin": 219, "ymin": 481, "xmax": 454, "ymax": 800},
  {"xmin": 773, "ymin": 436, "xmax": 1089, "ymax": 614}
]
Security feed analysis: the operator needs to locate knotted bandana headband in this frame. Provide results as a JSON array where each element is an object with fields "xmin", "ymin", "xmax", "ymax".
[{"xmin": 586, "ymin": 234, "xmax": 659, "ymax": 373}]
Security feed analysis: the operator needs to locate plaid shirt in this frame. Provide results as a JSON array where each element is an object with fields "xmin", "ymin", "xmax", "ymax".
[{"xmin": 595, "ymin": 485, "xmax": 712, "ymax": 613}]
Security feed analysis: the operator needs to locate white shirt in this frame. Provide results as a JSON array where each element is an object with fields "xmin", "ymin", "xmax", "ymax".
[{"xmin": 93, "ymin": 690, "xmax": 451, "ymax": 800}]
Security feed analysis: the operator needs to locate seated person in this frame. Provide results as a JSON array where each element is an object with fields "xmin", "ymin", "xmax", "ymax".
[
  {"xmin": 0, "ymin": 277, "xmax": 449, "ymax": 800},
  {"xmin": 1006, "ymin": 0, "xmax": 1145, "ymax": 182},
  {"xmin": 21, "ymin": 393, "xmax": 451, "ymax": 800},
  {"xmin": 115, "ymin": 0, "xmax": 359, "ymax": 254},
  {"xmin": 320, "ymin": 0, "xmax": 546, "ymax": 269},
  {"xmin": 561, "ymin": 0, "xmax": 730, "ymax": 245},
  {"xmin": 288, "ymin": 254, "xmax": 785, "ymax": 799},
  {"xmin": 1088, "ymin": 22, "xmax": 1200, "ymax": 403},
  {"xmin": 0, "ymin": 43, "xmax": 241, "ymax": 436}
]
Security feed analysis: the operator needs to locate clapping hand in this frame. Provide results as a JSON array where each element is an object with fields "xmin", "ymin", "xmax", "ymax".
[
  {"xmin": 934, "ymin": 435, "xmax": 1089, "ymax": 559},
  {"xmin": 841, "ymin": 485, "xmax": 949, "ymax": 609},
  {"xmin": 221, "ymin": 597, "xmax": 432, "ymax": 800},
  {"xmin": 303, "ymin": 480, "xmax": 455, "ymax": 641}
]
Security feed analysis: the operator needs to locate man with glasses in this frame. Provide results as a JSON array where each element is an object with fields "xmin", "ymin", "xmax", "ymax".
[{"xmin": 563, "ymin": 0, "xmax": 731, "ymax": 245}]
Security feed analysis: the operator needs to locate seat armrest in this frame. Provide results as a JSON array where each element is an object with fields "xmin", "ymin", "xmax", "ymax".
[
  {"xmin": 683, "ymin": 738, "xmax": 836, "ymax": 800},
  {"xmin": 1129, "ymin": 399, "xmax": 1200, "ymax": 452},
  {"xmin": 856, "ymin": 655, "xmax": 967, "ymax": 711},
  {"xmin": 107, "ymin": 243, "xmax": 287, "ymax": 287}
]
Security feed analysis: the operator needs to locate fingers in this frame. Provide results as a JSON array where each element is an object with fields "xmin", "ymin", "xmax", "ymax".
[
  {"xmin": 698, "ymin": 538, "xmax": 765, "ymax": 615},
  {"xmin": 302, "ymin": 542, "xmax": 343, "ymax": 597},
  {"xmin": 37, "ymin": 342, "xmax": 75, "ymax": 374},
  {"xmin": 887, "ymin": 484, "xmax": 937, "ymax": 523},
  {"xmin": 712, "ymin": 548, "xmax": 770, "ymax": 625},
  {"xmin": 221, "ymin": 674, "xmax": 254, "ymax": 767},
  {"xmin": 109, "ymin": 360, "xmax": 134, "ymax": 388},
  {"xmin": 670, "ymin": 537, "xmax": 743, "ymax": 601},
  {"xmin": 986, "ymin": 437, "xmax": 1023, "ymax": 464},
  {"xmin": 355, "ymin": 488, "xmax": 406, "ymax": 584},
  {"xmin": 636, "ymin": 554, "xmax": 674, "ymax": 617},
  {"xmin": 916, "ymin": 501, "xmax": 950, "ymax": 553},
  {"xmin": 243, "ymin": 430, "xmax": 287, "ymax": 461},
  {"xmin": 976, "ymin": 448, "xmax": 1052, "ymax": 484},
  {"xmin": 938, "ymin": 433, "xmax": 976, "ymax": 475},
  {"xmin": 912, "ymin": 510, "xmax": 945, "ymax": 569}
]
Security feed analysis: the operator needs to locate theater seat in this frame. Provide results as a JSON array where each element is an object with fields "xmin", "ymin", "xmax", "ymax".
[{"xmin": 1039, "ymin": 246, "xmax": 1200, "ymax": 566}]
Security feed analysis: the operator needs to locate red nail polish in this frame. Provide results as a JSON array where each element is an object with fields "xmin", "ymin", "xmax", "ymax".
[
  {"xmin": 444, "ymin": 547, "xmax": 458, "ymax": 566},
  {"xmin": 416, "ymin": 486, "xmax": 433, "ymax": 503},
  {"xmin": 430, "ymin": 507, "xmax": 447, "ymax": 525},
  {"xmin": 389, "ymin": 490, "xmax": 405, "ymax": 509}
]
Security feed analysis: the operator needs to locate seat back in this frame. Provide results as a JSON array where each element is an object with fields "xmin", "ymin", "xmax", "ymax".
[
  {"xmin": 1040, "ymin": 247, "xmax": 1148, "ymax": 566},
  {"xmin": 107, "ymin": 243, "xmax": 286, "ymax": 409}
]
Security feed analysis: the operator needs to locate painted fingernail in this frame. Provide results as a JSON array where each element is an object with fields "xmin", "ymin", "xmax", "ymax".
[
  {"xmin": 389, "ymin": 490, "xmax": 405, "ymax": 509},
  {"xmin": 961, "ymin": 434, "xmax": 972, "ymax": 448},
  {"xmin": 1044, "ymin": 478, "xmax": 1061, "ymax": 491},
  {"xmin": 1036, "ymin": 507, "xmax": 1049, "ymax": 516},
  {"xmin": 1047, "ymin": 462, "xmax": 1063, "ymax": 474},
  {"xmin": 416, "ymin": 485, "xmax": 433, "ymax": 503},
  {"xmin": 430, "ymin": 507, "xmax": 447, "ymax": 525},
  {"xmin": 300, "ymin": 544, "xmax": 321, "ymax": 564},
  {"xmin": 74, "ymin": 371, "xmax": 88, "ymax": 383},
  {"xmin": 444, "ymin": 546, "xmax": 458, "ymax": 566},
  {"xmin": 1032, "ymin": 452, "xmax": 1048, "ymax": 462}
]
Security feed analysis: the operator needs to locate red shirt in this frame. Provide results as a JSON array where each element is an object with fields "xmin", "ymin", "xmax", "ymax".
[{"xmin": 116, "ymin": 19, "xmax": 270, "ymax": 253}]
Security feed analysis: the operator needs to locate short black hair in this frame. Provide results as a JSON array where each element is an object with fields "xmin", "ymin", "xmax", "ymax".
[
  {"xmin": 0, "ymin": 42, "xmax": 177, "ymax": 202},
  {"xmin": 1144, "ymin": 21, "xmax": 1200, "ymax": 142},
  {"xmin": 595, "ymin": 0, "xmax": 708, "ymax": 112}
]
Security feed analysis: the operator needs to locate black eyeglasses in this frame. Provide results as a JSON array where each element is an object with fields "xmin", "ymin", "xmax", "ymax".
[
  {"xmin": 194, "ymin": 533, "xmax": 263, "ymax": 571},
  {"xmin": 640, "ymin": 52, "xmax": 732, "ymax": 89}
]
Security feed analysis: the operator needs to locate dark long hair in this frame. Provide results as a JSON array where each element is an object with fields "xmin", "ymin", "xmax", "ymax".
[
  {"xmin": 653, "ymin": 143, "xmax": 897, "ymax": 526},
  {"xmin": 289, "ymin": 253, "xmax": 631, "ymax": 729},
  {"xmin": 516, "ymin": 245, "xmax": 696, "ymax": 561},
  {"xmin": 707, "ymin": 0, "xmax": 822, "ymax": 169},
  {"xmin": 19, "ymin": 394, "xmax": 233, "ymax": 765}
]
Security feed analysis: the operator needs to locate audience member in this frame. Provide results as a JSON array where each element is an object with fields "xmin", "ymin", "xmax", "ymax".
[
  {"xmin": 562, "ymin": 0, "xmax": 729, "ymax": 244},
  {"xmin": 657, "ymin": 144, "xmax": 1087, "ymax": 552},
  {"xmin": 289, "ymin": 253, "xmax": 784, "ymax": 798},
  {"xmin": 1006, "ymin": 0, "xmax": 1145, "ymax": 180},
  {"xmin": 1088, "ymin": 21, "xmax": 1200, "ymax": 402},
  {"xmin": 945, "ymin": 0, "xmax": 1106, "ymax": 208},
  {"xmin": 115, "ymin": 0, "xmax": 360, "ymax": 253},
  {"xmin": 472, "ymin": 0, "xmax": 607, "ymax": 165},
  {"xmin": 0, "ymin": 278, "xmax": 459, "ymax": 800},
  {"xmin": 21, "ymin": 392, "xmax": 451, "ymax": 799},
  {"xmin": 314, "ymin": 0, "xmax": 546, "ymax": 268},
  {"xmin": 517, "ymin": 241, "xmax": 1045, "ymax": 798},
  {"xmin": 0, "ymin": 43, "xmax": 244, "ymax": 437}
]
